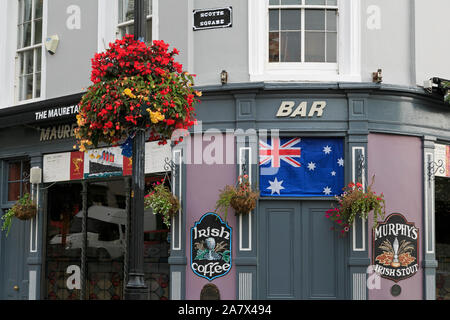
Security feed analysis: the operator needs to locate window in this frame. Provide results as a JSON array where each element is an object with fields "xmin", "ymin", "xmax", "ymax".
[
  {"xmin": 17, "ymin": 0, "xmax": 43, "ymax": 101},
  {"xmin": 7, "ymin": 160, "xmax": 30, "ymax": 202},
  {"xmin": 436, "ymin": 177, "xmax": 450, "ymax": 300},
  {"xmin": 268, "ymin": 0, "xmax": 338, "ymax": 63},
  {"xmin": 117, "ymin": 0, "xmax": 153, "ymax": 43},
  {"xmin": 45, "ymin": 177, "xmax": 170, "ymax": 300},
  {"xmin": 248, "ymin": 0, "xmax": 361, "ymax": 82}
]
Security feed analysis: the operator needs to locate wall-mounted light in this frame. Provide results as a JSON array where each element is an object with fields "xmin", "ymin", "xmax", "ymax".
[
  {"xmin": 372, "ymin": 69, "xmax": 382, "ymax": 83},
  {"xmin": 424, "ymin": 77, "xmax": 450, "ymax": 98},
  {"xmin": 220, "ymin": 70, "xmax": 228, "ymax": 85},
  {"xmin": 30, "ymin": 167, "xmax": 42, "ymax": 184},
  {"xmin": 45, "ymin": 35, "xmax": 59, "ymax": 55}
]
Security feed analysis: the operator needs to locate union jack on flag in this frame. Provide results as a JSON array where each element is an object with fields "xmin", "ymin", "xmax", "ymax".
[
  {"xmin": 259, "ymin": 137, "xmax": 301, "ymax": 168},
  {"xmin": 259, "ymin": 137, "xmax": 345, "ymax": 197}
]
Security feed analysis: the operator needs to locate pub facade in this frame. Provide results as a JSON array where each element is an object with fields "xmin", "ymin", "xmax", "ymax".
[{"xmin": 0, "ymin": 0, "xmax": 449, "ymax": 300}]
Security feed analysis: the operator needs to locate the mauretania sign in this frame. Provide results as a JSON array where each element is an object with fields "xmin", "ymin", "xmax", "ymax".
[{"xmin": 35, "ymin": 105, "xmax": 79, "ymax": 120}]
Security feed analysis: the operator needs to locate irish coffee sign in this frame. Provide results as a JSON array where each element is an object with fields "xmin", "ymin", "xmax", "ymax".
[
  {"xmin": 373, "ymin": 213, "xmax": 419, "ymax": 282},
  {"xmin": 191, "ymin": 212, "xmax": 232, "ymax": 281}
]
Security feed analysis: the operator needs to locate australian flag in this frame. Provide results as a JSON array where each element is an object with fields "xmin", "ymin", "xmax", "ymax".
[{"xmin": 259, "ymin": 137, "xmax": 344, "ymax": 197}]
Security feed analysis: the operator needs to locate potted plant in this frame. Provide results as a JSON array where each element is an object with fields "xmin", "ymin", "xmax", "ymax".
[
  {"xmin": 144, "ymin": 182, "xmax": 180, "ymax": 228},
  {"xmin": 1, "ymin": 193, "xmax": 37, "ymax": 236},
  {"xmin": 325, "ymin": 176, "xmax": 385, "ymax": 236},
  {"xmin": 74, "ymin": 34, "xmax": 199, "ymax": 152},
  {"xmin": 215, "ymin": 175, "xmax": 259, "ymax": 220}
]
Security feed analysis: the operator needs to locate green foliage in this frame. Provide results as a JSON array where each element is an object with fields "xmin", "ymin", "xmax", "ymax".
[
  {"xmin": 1, "ymin": 193, "xmax": 35, "ymax": 237},
  {"xmin": 215, "ymin": 175, "xmax": 259, "ymax": 220},
  {"xmin": 325, "ymin": 176, "xmax": 386, "ymax": 235},
  {"xmin": 144, "ymin": 183, "xmax": 180, "ymax": 228},
  {"xmin": 215, "ymin": 185, "xmax": 236, "ymax": 221},
  {"xmin": 443, "ymin": 81, "xmax": 450, "ymax": 104},
  {"xmin": 1, "ymin": 208, "xmax": 15, "ymax": 237}
]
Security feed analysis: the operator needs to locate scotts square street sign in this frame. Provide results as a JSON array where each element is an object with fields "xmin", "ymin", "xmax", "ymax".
[
  {"xmin": 373, "ymin": 213, "xmax": 419, "ymax": 282},
  {"xmin": 191, "ymin": 212, "xmax": 232, "ymax": 281}
]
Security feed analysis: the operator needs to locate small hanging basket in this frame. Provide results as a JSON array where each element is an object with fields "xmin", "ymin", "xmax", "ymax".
[
  {"xmin": 230, "ymin": 193, "xmax": 258, "ymax": 216},
  {"xmin": 144, "ymin": 173, "xmax": 180, "ymax": 228},
  {"xmin": 14, "ymin": 202, "xmax": 37, "ymax": 221},
  {"xmin": 1, "ymin": 193, "xmax": 37, "ymax": 237},
  {"xmin": 215, "ymin": 175, "xmax": 259, "ymax": 219}
]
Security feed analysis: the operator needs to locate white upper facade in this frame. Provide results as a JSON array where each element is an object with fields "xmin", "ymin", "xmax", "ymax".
[{"xmin": 0, "ymin": 0, "xmax": 449, "ymax": 109}]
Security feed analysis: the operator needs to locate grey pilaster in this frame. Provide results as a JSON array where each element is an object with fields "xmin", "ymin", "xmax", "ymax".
[
  {"xmin": 234, "ymin": 93, "xmax": 258, "ymax": 300},
  {"xmin": 423, "ymin": 135, "xmax": 438, "ymax": 300},
  {"xmin": 27, "ymin": 153, "xmax": 43, "ymax": 300},
  {"xmin": 168, "ymin": 147, "xmax": 187, "ymax": 299},
  {"xmin": 346, "ymin": 93, "xmax": 370, "ymax": 300}
]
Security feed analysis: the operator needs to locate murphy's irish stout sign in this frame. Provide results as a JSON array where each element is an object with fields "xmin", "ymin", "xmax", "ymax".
[
  {"xmin": 191, "ymin": 212, "xmax": 232, "ymax": 281},
  {"xmin": 373, "ymin": 213, "xmax": 419, "ymax": 282}
]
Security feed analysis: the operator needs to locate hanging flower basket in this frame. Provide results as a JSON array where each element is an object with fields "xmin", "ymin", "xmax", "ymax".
[
  {"xmin": 74, "ymin": 35, "xmax": 199, "ymax": 152},
  {"xmin": 1, "ymin": 193, "xmax": 37, "ymax": 236},
  {"xmin": 443, "ymin": 81, "xmax": 450, "ymax": 104},
  {"xmin": 144, "ymin": 181, "xmax": 180, "ymax": 228},
  {"xmin": 325, "ymin": 175, "xmax": 386, "ymax": 236},
  {"xmin": 215, "ymin": 175, "xmax": 259, "ymax": 220}
]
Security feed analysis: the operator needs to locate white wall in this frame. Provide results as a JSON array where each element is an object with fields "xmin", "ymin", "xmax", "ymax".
[
  {"xmin": 414, "ymin": 0, "xmax": 450, "ymax": 86},
  {"xmin": 0, "ymin": 1, "xmax": 19, "ymax": 108},
  {"xmin": 361, "ymin": 0, "xmax": 415, "ymax": 86}
]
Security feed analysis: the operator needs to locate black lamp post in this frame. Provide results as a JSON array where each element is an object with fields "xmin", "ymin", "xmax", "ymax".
[{"xmin": 124, "ymin": 0, "xmax": 149, "ymax": 300}]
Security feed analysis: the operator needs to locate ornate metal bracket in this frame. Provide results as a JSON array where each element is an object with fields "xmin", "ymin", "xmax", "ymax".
[
  {"xmin": 240, "ymin": 160, "xmax": 248, "ymax": 177},
  {"xmin": 164, "ymin": 157, "xmax": 179, "ymax": 179},
  {"xmin": 427, "ymin": 159, "xmax": 445, "ymax": 182},
  {"xmin": 23, "ymin": 171, "xmax": 30, "ymax": 182},
  {"xmin": 356, "ymin": 153, "xmax": 366, "ymax": 184}
]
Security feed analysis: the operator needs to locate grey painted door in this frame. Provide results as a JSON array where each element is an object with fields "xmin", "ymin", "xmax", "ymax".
[
  {"xmin": 0, "ymin": 218, "xmax": 29, "ymax": 300},
  {"xmin": 258, "ymin": 200, "xmax": 348, "ymax": 300}
]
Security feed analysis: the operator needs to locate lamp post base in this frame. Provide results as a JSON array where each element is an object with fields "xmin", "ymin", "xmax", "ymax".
[{"xmin": 124, "ymin": 273, "xmax": 149, "ymax": 300}]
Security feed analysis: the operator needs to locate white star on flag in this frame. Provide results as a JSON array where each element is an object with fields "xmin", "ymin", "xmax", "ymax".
[
  {"xmin": 323, "ymin": 186, "xmax": 332, "ymax": 195},
  {"xmin": 267, "ymin": 178, "xmax": 285, "ymax": 195},
  {"xmin": 323, "ymin": 145, "xmax": 332, "ymax": 154},
  {"xmin": 331, "ymin": 171, "xmax": 336, "ymax": 176},
  {"xmin": 307, "ymin": 162, "xmax": 316, "ymax": 171},
  {"xmin": 337, "ymin": 158, "xmax": 344, "ymax": 167}
]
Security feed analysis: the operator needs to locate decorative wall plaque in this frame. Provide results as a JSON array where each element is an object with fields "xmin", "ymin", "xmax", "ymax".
[
  {"xmin": 191, "ymin": 212, "xmax": 232, "ymax": 281},
  {"xmin": 193, "ymin": 7, "xmax": 232, "ymax": 31},
  {"xmin": 373, "ymin": 213, "xmax": 419, "ymax": 282}
]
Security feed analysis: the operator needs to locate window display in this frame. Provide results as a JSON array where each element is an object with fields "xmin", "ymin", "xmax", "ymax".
[{"xmin": 45, "ymin": 176, "xmax": 170, "ymax": 300}]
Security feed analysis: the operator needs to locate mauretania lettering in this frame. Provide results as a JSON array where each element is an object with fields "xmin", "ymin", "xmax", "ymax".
[
  {"xmin": 35, "ymin": 105, "xmax": 79, "ymax": 120},
  {"xmin": 39, "ymin": 123, "xmax": 78, "ymax": 141}
]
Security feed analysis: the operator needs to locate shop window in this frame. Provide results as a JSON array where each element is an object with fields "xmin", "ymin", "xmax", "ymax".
[
  {"xmin": 436, "ymin": 177, "xmax": 450, "ymax": 300},
  {"xmin": 6, "ymin": 160, "xmax": 30, "ymax": 202},
  {"xmin": 268, "ymin": 0, "xmax": 338, "ymax": 63},
  {"xmin": 117, "ymin": 0, "xmax": 153, "ymax": 43},
  {"xmin": 17, "ymin": 0, "xmax": 43, "ymax": 101},
  {"xmin": 45, "ymin": 175, "xmax": 171, "ymax": 300}
]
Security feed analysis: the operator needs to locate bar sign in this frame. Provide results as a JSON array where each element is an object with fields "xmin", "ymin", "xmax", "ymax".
[{"xmin": 193, "ymin": 7, "xmax": 232, "ymax": 31}]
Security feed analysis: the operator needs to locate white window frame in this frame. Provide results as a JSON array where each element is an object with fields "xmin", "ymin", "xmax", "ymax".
[
  {"xmin": 249, "ymin": 0, "xmax": 361, "ymax": 82},
  {"xmin": 15, "ymin": 0, "xmax": 46, "ymax": 104},
  {"xmin": 117, "ymin": 0, "xmax": 152, "ymax": 40},
  {"xmin": 98, "ymin": 0, "xmax": 158, "ymax": 53}
]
